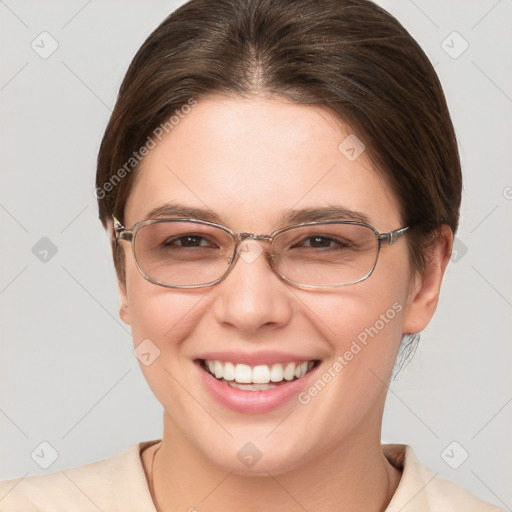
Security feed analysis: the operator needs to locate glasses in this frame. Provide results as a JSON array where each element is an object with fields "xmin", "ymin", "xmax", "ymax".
[{"xmin": 113, "ymin": 216, "xmax": 409, "ymax": 290}]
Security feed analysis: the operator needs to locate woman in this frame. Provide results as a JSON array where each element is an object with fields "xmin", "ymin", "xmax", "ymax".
[{"xmin": 0, "ymin": 0, "xmax": 504, "ymax": 510}]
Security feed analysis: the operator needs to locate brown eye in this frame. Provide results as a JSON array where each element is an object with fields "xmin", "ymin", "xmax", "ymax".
[
  {"xmin": 163, "ymin": 235, "xmax": 217, "ymax": 248},
  {"xmin": 293, "ymin": 235, "xmax": 351, "ymax": 249}
]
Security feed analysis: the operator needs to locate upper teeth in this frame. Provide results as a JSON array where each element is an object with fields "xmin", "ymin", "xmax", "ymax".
[{"xmin": 204, "ymin": 360, "xmax": 314, "ymax": 384}]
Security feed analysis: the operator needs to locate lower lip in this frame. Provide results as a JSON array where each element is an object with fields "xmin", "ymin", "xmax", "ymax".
[{"xmin": 196, "ymin": 361, "xmax": 318, "ymax": 414}]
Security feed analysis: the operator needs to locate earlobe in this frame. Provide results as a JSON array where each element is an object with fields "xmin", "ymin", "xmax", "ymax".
[{"xmin": 402, "ymin": 225, "xmax": 453, "ymax": 334}]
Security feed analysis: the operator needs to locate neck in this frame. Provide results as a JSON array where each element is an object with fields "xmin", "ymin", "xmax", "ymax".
[{"xmin": 149, "ymin": 414, "xmax": 401, "ymax": 512}]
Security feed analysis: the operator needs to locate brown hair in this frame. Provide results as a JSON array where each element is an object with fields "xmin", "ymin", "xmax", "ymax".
[{"xmin": 96, "ymin": 0, "xmax": 461, "ymax": 283}]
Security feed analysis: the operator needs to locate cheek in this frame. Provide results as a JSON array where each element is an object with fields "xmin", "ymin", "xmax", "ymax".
[
  {"xmin": 126, "ymin": 271, "xmax": 205, "ymax": 346},
  {"xmin": 306, "ymin": 285, "xmax": 406, "ymax": 371},
  {"xmin": 305, "ymin": 252, "xmax": 409, "ymax": 343},
  {"xmin": 291, "ymin": 287, "xmax": 407, "ymax": 444},
  {"xmin": 122, "ymin": 244, "xmax": 195, "ymax": 338},
  {"xmin": 125, "ymin": 271, "xmax": 207, "ymax": 407},
  {"xmin": 299, "ymin": 263, "xmax": 410, "ymax": 399}
]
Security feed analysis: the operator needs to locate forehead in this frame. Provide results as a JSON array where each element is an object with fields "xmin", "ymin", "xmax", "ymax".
[{"xmin": 124, "ymin": 95, "xmax": 402, "ymax": 232}]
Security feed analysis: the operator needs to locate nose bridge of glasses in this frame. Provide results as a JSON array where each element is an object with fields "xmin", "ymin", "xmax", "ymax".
[
  {"xmin": 232, "ymin": 232, "xmax": 272, "ymax": 255},
  {"xmin": 229, "ymin": 232, "xmax": 274, "ymax": 266},
  {"xmin": 237, "ymin": 232, "xmax": 272, "ymax": 243}
]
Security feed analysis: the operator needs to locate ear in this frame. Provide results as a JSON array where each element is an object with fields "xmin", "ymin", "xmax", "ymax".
[
  {"xmin": 106, "ymin": 216, "xmax": 131, "ymax": 326},
  {"xmin": 402, "ymin": 225, "xmax": 453, "ymax": 334},
  {"xmin": 118, "ymin": 279, "xmax": 131, "ymax": 325}
]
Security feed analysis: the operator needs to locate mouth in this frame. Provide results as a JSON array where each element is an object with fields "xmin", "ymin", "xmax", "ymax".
[{"xmin": 198, "ymin": 359, "xmax": 319, "ymax": 391}]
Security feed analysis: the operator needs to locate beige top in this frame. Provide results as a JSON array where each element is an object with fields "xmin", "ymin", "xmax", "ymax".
[{"xmin": 0, "ymin": 440, "xmax": 503, "ymax": 511}]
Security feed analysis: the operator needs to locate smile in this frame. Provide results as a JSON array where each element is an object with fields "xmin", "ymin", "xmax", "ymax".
[
  {"xmin": 194, "ymin": 351, "xmax": 321, "ymax": 413},
  {"xmin": 200, "ymin": 359, "xmax": 317, "ymax": 391}
]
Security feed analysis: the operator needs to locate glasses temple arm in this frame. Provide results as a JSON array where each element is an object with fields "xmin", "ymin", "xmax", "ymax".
[{"xmin": 378, "ymin": 226, "xmax": 410, "ymax": 245}]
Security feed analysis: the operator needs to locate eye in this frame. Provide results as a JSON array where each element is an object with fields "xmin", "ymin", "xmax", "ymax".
[
  {"xmin": 163, "ymin": 234, "xmax": 218, "ymax": 248},
  {"xmin": 293, "ymin": 235, "xmax": 352, "ymax": 249}
]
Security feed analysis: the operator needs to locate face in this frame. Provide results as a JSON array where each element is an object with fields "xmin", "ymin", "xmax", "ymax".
[{"xmin": 119, "ymin": 95, "xmax": 436, "ymax": 475}]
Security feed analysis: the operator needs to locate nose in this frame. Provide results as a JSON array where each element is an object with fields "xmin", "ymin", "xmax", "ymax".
[{"xmin": 212, "ymin": 239, "xmax": 293, "ymax": 334}]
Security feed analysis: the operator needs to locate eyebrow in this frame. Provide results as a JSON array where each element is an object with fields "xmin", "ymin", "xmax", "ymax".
[{"xmin": 145, "ymin": 202, "xmax": 371, "ymax": 227}]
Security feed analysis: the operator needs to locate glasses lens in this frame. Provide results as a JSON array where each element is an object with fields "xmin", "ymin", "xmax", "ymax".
[
  {"xmin": 272, "ymin": 223, "xmax": 378, "ymax": 286},
  {"xmin": 134, "ymin": 221, "xmax": 233, "ymax": 286}
]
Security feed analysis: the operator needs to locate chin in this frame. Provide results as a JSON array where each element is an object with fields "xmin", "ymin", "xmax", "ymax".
[{"xmin": 196, "ymin": 432, "xmax": 316, "ymax": 477}]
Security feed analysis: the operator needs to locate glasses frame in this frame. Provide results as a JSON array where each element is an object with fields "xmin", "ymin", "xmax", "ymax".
[{"xmin": 113, "ymin": 215, "xmax": 410, "ymax": 290}]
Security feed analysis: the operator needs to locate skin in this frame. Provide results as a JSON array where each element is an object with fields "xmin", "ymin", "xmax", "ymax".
[{"xmin": 117, "ymin": 95, "xmax": 452, "ymax": 511}]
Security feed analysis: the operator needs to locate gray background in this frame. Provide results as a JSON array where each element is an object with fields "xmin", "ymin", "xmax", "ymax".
[{"xmin": 1, "ymin": 0, "xmax": 511, "ymax": 509}]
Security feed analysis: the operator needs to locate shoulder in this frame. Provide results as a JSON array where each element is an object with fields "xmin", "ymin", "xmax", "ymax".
[
  {"xmin": 0, "ymin": 440, "xmax": 159, "ymax": 512},
  {"xmin": 383, "ymin": 444, "xmax": 505, "ymax": 512}
]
